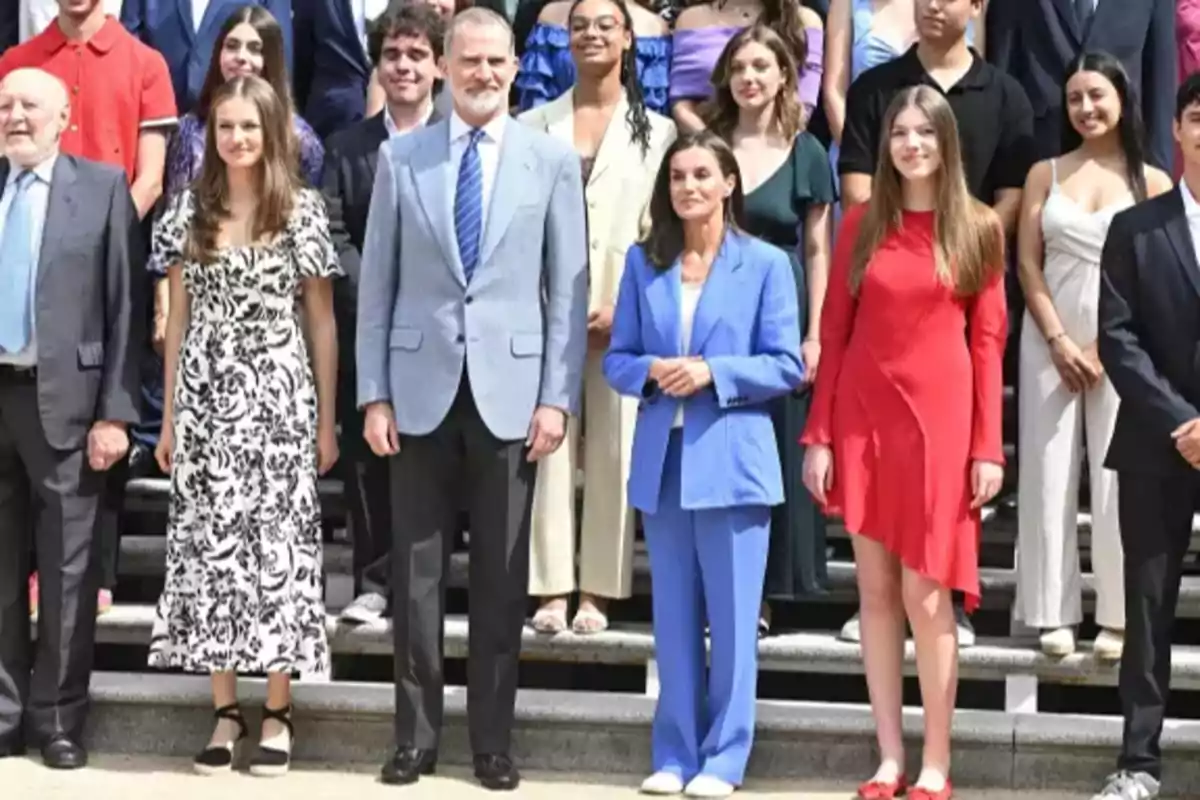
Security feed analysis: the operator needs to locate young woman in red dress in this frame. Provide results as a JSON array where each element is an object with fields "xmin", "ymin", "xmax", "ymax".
[{"xmin": 800, "ymin": 85, "xmax": 1008, "ymax": 800}]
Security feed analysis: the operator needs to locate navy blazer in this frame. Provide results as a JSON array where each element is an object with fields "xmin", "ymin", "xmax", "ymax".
[
  {"xmin": 1099, "ymin": 188, "xmax": 1200, "ymax": 477},
  {"xmin": 0, "ymin": 1, "xmax": 17, "ymax": 53},
  {"xmin": 122, "ymin": 0, "xmax": 294, "ymax": 114},
  {"xmin": 604, "ymin": 233, "xmax": 804, "ymax": 514},
  {"xmin": 294, "ymin": 0, "xmax": 370, "ymax": 139},
  {"xmin": 987, "ymin": 0, "xmax": 1176, "ymax": 170}
]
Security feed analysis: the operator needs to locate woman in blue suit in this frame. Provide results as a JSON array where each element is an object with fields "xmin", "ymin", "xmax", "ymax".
[{"xmin": 604, "ymin": 130, "xmax": 804, "ymax": 798}]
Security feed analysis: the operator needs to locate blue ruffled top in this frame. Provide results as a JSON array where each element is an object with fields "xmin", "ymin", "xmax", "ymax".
[{"xmin": 515, "ymin": 22, "xmax": 672, "ymax": 115}]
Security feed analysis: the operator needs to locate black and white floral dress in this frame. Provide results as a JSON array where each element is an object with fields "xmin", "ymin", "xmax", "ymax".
[{"xmin": 147, "ymin": 187, "xmax": 339, "ymax": 679}]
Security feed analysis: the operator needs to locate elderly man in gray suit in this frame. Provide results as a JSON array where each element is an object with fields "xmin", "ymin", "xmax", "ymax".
[
  {"xmin": 356, "ymin": 6, "xmax": 588, "ymax": 793},
  {"xmin": 0, "ymin": 68, "xmax": 141, "ymax": 770}
]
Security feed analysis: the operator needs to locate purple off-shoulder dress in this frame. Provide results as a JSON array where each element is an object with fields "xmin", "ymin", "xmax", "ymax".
[
  {"xmin": 668, "ymin": 25, "xmax": 823, "ymax": 118},
  {"xmin": 163, "ymin": 111, "xmax": 326, "ymax": 200}
]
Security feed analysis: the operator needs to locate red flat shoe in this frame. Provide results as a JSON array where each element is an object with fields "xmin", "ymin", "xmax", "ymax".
[
  {"xmin": 908, "ymin": 780, "xmax": 953, "ymax": 800},
  {"xmin": 857, "ymin": 775, "xmax": 908, "ymax": 799}
]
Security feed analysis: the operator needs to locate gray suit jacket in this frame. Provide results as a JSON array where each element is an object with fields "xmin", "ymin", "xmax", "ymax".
[
  {"xmin": 0, "ymin": 155, "xmax": 143, "ymax": 450},
  {"xmin": 356, "ymin": 116, "xmax": 588, "ymax": 441}
]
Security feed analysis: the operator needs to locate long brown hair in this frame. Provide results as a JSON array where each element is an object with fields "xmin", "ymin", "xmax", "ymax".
[
  {"xmin": 640, "ymin": 130, "xmax": 745, "ymax": 269},
  {"xmin": 704, "ymin": 25, "xmax": 803, "ymax": 142},
  {"xmin": 185, "ymin": 76, "xmax": 301, "ymax": 264},
  {"xmin": 196, "ymin": 5, "xmax": 293, "ymax": 121},
  {"xmin": 850, "ymin": 86, "xmax": 1003, "ymax": 296}
]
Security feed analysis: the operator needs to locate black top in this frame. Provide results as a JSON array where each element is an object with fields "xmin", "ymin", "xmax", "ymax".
[{"xmin": 838, "ymin": 46, "xmax": 1036, "ymax": 204}]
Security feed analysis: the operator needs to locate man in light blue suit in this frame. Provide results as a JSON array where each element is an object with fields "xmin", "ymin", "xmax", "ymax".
[
  {"xmin": 604, "ymin": 132, "xmax": 803, "ymax": 798},
  {"xmin": 355, "ymin": 6, "xmax": 587, "ymax": 792},
  {"xmin": 121, "ymin": 0, "xmax": 292, "ymax": 113}
]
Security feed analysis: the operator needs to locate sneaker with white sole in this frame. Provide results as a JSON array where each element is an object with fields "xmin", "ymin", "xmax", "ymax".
[
  {"xmin": 1091, "ymin": 770, "xmax": 1160, "ymax": 799},
  {"xmin": 640, "ymin": 771, "xmax": 684, "ymax": 795},
  {"xmin": 839, "ymin": 612, "xmax": 861, "ymax": 642},
  {"xmin": 683, "ymin": 775, "xmax": 734, "ymax": 798},
  {"xmin": 340, "ymin": 592, "xmax": 387, "ymax": 625}
]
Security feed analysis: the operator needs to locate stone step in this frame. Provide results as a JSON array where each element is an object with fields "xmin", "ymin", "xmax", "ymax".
[
  {"xmin": 116, "ymin": 535, "xmax": 1200, "ymax": 617},
  {"xmin": 83, "ymin": 670, "xmax": 1200, "ymax": 793},
  {"xmin": 86, "ymin": 604, "xmax": 1200, "ymax": 706}
]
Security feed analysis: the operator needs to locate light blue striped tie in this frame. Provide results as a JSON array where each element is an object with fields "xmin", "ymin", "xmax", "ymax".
[
  {"xmin": 455, "ymin": 128, "xmax": 485, "ymax": 283},
  {"xmin": 0, "ymin": 171, "xmax": 36, "ymax": 354}
]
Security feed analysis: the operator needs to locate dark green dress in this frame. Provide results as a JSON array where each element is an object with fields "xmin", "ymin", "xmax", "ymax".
[{"xmin": 742, "ymin": 132, "xmax": 836, "ymax": 599}]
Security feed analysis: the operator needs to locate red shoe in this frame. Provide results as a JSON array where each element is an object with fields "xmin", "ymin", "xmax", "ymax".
[
  {"xmin": 29, "ymin": 574, "xmax": 38, "ymax": 621},
  {"xmin": 857, "ymin": 775, "xmax": 908, "ymax": 799},
  {"xmin": 908, "ymin": 781, "xmax": 953, "ymax": 800}
]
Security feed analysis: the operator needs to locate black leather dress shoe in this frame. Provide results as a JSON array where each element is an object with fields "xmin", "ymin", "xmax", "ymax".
[
  {"xmin": 473, "ymin": 753, "xmax": 520, "ymax": 791},
  {"xmin": 380, "ymin": 748, "xmax": 436, "ymax": 785},
  {"xmin": 42, "ymin": 736, "xmax": 87, "ymax": 770}
]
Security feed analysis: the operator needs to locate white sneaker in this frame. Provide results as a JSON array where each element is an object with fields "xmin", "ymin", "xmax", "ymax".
[
  {"xmin": 839, "ymin": 612, "xmax": 862, "ymax": 642},
  {"xmin": 683, "ymin": 775, "xmax": 735, "ymax": 798},
  {"xmin": 340, "ymin": 592, "xmax": 387, "ymax": 625},
  {"xmin": 1040, "ymin": 626, "xmax": 1076, "ymax": 656},
  {"xmin": 640, "ymin": 771, "xmax": 685, "ymax": 795},
  {"xmin": 1094, "ymin": 628, "xmax": 1124, "ymax": 662}
]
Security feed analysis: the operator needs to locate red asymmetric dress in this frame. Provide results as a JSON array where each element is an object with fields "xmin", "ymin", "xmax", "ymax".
[{"xmin": 801, "ymin": 205, "xmax": 1007, "ymax": 610}]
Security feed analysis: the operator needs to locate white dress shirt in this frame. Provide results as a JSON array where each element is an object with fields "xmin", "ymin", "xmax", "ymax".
[
  {"xmin": 1181, "ymin": 181, "xmax": 1200, "ymax": 270},
  {"xmin": 21, "ymin": 0, "xmax": 123, "ymax": 42},
  {"xmin": 384, "ymin": 102, "xmax": 434, "ymax": 137},
  {"xmin": 192, "ymin": 0, "xmax": 211, "ymax": 31},
  {"xmin": 0, "ymin": 154, "xmax": 56, "ymax": 367},
  {"xmin": 672, "ymin": 281, "xmax": 704, "ymax": 429},
  {"xmin": 449, "ymin": 110, "xmax": 506, "ymax": 239},
  {"xmin": 355, "ymin": 0, "xmax": 390, "ymax": 50}
]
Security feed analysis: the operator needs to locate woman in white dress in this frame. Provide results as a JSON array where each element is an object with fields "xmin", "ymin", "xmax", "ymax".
[
  {"xmin": 1015, "ymin": 52, "xmax": 1172, "ymax": 659},
  {"xmin": 147, "ymin": 75, "xmax": 341, "ymax": 776}
]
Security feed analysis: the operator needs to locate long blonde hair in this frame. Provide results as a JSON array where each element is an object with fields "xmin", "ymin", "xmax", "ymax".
[{"xmin": 850, "ymin": 86, "xmax": 1003, "ymax": 296}]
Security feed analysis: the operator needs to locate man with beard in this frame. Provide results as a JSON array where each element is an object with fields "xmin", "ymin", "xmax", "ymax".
[
  {"xmin": 323, "ymin": 1, "xmax": 445, "ymax": 626},
  {"xmin": 356, "ymin": 6, "xmax": 587, "ymax": 790}
]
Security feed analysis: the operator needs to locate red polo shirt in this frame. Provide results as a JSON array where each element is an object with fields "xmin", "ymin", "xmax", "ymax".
[{"xmin": 0, "ymin": 16, "xmax": 176, "ymax": 182}]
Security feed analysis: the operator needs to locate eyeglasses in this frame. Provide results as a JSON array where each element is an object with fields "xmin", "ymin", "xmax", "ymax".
[{"xmin": 568, "ymin": 15, "xmax": 624, "ymax": 34}]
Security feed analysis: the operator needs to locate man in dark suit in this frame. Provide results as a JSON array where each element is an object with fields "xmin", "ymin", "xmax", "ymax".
[
  {"xmin": 988, "ymin": 0, "xmax": 1176, "ymax": 170},
  {"xmin": 294, "ymin": 0, "xmax": 382, "ymax": 139},
  {"xmin": 323, "ymin": 1, "xmax": 444, "ymax": 625},
  {"xmin": 0, "ymin": 67, "xmax": 141, "ymax": 770},
  {"xmin": 1096, "ymin": 73, "xmax": 1200, "ymax": 800}
]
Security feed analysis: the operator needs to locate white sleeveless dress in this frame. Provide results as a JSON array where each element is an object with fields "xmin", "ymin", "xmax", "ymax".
[{"xmin": 1015, "ymin": 160, "xmax": 1129, "ymax": 632}]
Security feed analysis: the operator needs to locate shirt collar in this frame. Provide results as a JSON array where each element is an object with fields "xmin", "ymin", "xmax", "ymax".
[
  {"xmin": 385, "ymin": 101, "xmax": 434, "ymax": 137},
  {"xmin": 7, "ymin": 152, "xmax": 58, "ymax": 187},
  {"xmin": 449, "ymin": 108, "xmax": 506, "ymax": 147},
  {"xmin": 37, "ymin": 15, "xmax": 120, "ymax": 56},
  {"xmin": 899, "ymin": 44, "xmax": 990, "ymax": 91},
  {"xmin": 1181, "ymin": 180, "xmax": 1200, "ymax": 219}
]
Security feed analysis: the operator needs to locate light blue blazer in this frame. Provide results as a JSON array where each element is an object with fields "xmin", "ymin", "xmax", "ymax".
[{"xmin": 604, "ymin": 232, "xmax": 804, "ymax": 514}]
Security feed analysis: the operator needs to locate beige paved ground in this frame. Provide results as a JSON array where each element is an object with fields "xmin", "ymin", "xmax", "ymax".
[{"xmin": 0, "ymin": 754, "xmax": 1117, "ymax": 799}]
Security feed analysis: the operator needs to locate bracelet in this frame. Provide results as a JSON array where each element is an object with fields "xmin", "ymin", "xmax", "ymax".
[{"xmin": 1047, "ymin": 332, "xmax": 1067, "ymax": 344}]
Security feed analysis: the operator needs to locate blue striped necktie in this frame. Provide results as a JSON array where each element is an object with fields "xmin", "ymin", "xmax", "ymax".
[
  {"xmin": 455, "ymin": 128, "xmax": 485, "ymax": 282},
  {"xmin": 0, "ymin": 171, "xmax": 36, "ymax": 354}
]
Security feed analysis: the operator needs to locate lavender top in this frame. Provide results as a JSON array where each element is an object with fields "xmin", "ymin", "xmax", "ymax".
[{"xmin": 668, "ymin": 25, "xmax": 823, "ymax": 118}]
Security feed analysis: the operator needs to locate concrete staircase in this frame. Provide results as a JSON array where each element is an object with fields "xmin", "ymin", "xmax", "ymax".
[{"xmin": 81, "ymin": 480, "xmax": 1200, "ymax": 793}]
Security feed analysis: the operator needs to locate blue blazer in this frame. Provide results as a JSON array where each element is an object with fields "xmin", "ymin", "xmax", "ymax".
[
  {"xmin": 293, "ymin": 0, "xmax": 370, "ymax": 139},
  {"xmin": 122, "ymin": 0, "xmax": 294, "ymax": 114},
  {"xmin": 604, "ymin": 232, "xmax": 804, "ymax": 514}
]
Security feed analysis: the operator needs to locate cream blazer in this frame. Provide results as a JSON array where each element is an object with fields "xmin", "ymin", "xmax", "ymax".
[{"xmin": 520, "ymin": 91, "xmax": 677, "ymax": 312}]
